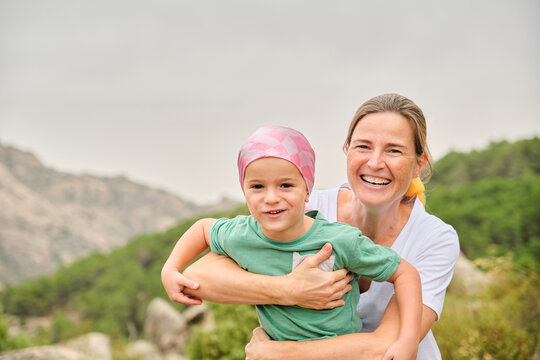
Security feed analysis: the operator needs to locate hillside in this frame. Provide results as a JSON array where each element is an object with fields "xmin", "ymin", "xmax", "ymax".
[
  {"xmin": 426, "ymin": 137, "xmax": 540, "ymax": 270},
  {"xmin": 0, "ymin": 142, "xmax": 237, "ymax": 286},
  {"xmin": 429, "ymin": 137, "xmax": 540, "ymax": 186}
]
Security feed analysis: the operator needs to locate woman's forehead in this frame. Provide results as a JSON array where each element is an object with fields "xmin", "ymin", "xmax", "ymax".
[{"xmin": 352, "ymin": 112, "xmax": 415, "ymax": 142}]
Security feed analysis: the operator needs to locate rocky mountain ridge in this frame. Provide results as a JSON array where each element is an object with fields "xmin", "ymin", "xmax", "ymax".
[{"xmin": 0, "ymin": 142, "xmax": 236, "ymax": 286}]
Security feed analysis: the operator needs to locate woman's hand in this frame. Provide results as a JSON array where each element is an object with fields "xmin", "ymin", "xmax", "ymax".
[
  {"xmin": 245, "ymin": 327, "xmax": 272, "ymax": 360},
  {"xmin": 382, "ymin": 336, "xmax": 418, "ymax": 360},
  {"xmin": 161, "ymin": 266, "xmax": 202, "ymax": 306},
  {"xmin": 283, "ymin": 243, "xmax": 354, "ymax": 309}
]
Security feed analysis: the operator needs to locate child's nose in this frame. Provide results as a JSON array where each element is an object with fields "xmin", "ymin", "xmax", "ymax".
[{"xmin": 264, "ymin": 188, "xmax": 279, "ymax": 203}]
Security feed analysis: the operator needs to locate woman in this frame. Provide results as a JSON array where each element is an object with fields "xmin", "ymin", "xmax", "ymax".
[{"xmin": 170, "ymin": 93, "xmax": 460, "ymax": 359}]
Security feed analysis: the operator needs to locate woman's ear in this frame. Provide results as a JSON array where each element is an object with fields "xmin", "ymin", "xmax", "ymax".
[{"xmin": 416, "ymin": 153, "xmax": 428, "ymax": 177}]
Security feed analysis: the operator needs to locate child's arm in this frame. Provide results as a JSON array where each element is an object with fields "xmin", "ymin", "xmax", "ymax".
[
  {"xmin": 161, "ymin": 218, "xmax": 216, "ymax": 305},
  {"xmin": 382, "ymin": 259, "xmax": 422, "ymax": 360}
]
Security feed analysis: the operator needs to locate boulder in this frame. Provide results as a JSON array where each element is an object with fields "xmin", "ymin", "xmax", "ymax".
[
  {"xmin": 164, "ymin": 353, "xmax": 190, "ymax": 360},
  {"xmin": 63, "ymin": 332, "xmax": 111, "ymax": 360},
  {"xmin": 450, "ymin": 252, "xmax": 492, "ymax": 294},
  {"xmin": 0, "ymin": 345, "xmax": 87, "ymax": 360},
  {"xmin": 124, "ymin": 340, "xmax": 163, "ymax": 360},
  {"xmin": 144, "ymin": 298, "xmax": 188, "ymax": 354},
  {"xmin": 183, "ymin": 303, "xmax": 214, "ymax": 332}
]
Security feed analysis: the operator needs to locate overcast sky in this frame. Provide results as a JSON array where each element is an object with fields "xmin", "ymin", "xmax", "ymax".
[{"xmin": 1, "ymin": 0, "xmax": 539, "ymax": 204}]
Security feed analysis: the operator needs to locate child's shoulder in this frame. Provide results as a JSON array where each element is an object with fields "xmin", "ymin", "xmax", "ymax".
[
  {"xmin": 212, "ymin": 214, "xmax": 257, "ymax": 230},
  {"xmin": 312, "ymin": 212, "xmax": 364, "ymax": 241}
]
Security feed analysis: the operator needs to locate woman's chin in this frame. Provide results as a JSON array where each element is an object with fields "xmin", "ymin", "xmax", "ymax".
[{"xmin": 355, "ymin": 188, "xmax": 397, "ymax": 208}]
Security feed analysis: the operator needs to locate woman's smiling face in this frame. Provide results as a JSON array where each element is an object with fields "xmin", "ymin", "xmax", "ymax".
[{"xmin": 346, "ymin": 111, "xmax": 426, "ymax": 208}]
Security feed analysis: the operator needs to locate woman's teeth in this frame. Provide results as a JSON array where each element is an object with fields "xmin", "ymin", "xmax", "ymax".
[{"xmin": 361, "ymin": 175, "xmax": 391, "ymax": 185}]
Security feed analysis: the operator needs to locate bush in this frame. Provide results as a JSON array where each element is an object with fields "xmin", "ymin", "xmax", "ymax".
[
  {"xmin": 185, "ymin": 303, "xmax": 259, "ymax": 360},
  {"xmin": 434, "ymin": 255, "xmax": 540, "ymax": 359},
  {"xmin": 0, "ymin": 306, "xmax": 28, "ymax": 352}
]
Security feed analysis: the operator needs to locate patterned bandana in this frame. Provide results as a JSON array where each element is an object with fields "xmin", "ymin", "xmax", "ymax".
[{"xmin": 238, "ymin": 126, "xmax": 316, "ymax": 194}]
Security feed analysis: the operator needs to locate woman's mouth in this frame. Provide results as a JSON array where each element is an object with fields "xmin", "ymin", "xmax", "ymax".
[{"xmin": 361, "ymin": 175, "xmax": 391, "ymax": 186}]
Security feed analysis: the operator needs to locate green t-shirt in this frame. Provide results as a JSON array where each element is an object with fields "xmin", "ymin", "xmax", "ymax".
[{"xmin": 209, "ymin": 211, "xmax": 401, "ymax": 341}]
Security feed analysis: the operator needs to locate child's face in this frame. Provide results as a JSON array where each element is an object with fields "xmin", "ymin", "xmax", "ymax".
[{"xmin": 243, "ymin": 157, "xmax": 309, "ymax": 241}]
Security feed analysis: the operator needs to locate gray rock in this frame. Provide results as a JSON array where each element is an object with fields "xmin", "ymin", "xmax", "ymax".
[
  {"xmin": 0, "ymin": 345, "xmax": 87, "ymax": 360},
  {"xmin": 144, "ymin": 298, "xmax": 188, "ymax": 354},
  {"xmin": 450, "ymin": 252, "xmax": 492, "ymax": 294},
  {"xmin": 124, "ymin": 340, "xmax": 163, "ymax": 360},
  {"xmin": 164, "ymin": 353, "xmax": 190, "ymax": 360},
  {"xmin": 62, "ymin": 332, "xmax": 111, "ymax": 360}
]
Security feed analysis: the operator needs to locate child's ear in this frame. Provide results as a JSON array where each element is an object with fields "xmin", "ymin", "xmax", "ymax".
[{"xmin": 305, "ymin": 192, "xmax": 309, "ymax": 203}]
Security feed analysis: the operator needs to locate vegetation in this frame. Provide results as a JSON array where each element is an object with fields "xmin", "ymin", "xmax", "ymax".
[
  {"xmin": 0, "ymin": 306, "xmax": 28, "ymax": 352},
  {"xmin": 433, "ymin": 254, "xmax": 540, "ymax": 359},
  {"xmin": 186, "ymin": 303, "xmax": 259, "ymax": 360},
  {"xmin": 429, "ymin": 137, "xmax": 540, "ymax": 186},
  {"xmin": 1, "ymin": 137, "xmax": 539, "ymax": 358},
  {"xmin": 0, "ymin": 205, "xmax": 249, "ymax": 349},
  {"xmin": 427, "ymin": 176, "xmax": 540, "ymax": 272}
]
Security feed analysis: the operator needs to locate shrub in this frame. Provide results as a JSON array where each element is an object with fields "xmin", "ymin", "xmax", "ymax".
[
  {"xmin": 434, "ymin": 254, "xmax": 539, "ymax": 359},
  {"xmin": 185, "ymin": 303, "xmax": 259, "ymax": 360}
]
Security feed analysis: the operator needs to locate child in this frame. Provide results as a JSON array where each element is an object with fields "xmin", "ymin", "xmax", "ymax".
[{"xmin": 161, "ymin": 126, "xmax": 421, "ymax": 354}]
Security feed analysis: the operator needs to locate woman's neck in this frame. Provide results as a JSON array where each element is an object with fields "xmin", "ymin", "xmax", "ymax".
[{"xmin": 338, "ymin": 190, "xmax": 412, "ymax": 247}]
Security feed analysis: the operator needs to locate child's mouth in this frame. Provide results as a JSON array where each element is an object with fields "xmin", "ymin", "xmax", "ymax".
[{"xmin": 266, "ymin": 210, "xmax": 285, "ymax": 215}]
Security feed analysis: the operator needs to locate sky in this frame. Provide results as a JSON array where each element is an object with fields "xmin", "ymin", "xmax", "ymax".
[{"xmin": 1, "ymin": 0, "xmax": 539, "ymax": 204}]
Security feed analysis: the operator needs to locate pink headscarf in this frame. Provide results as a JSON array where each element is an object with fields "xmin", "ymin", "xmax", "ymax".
[{"xmin": 238, "ymin": 126, "xmax": 316, "ymax": 194}]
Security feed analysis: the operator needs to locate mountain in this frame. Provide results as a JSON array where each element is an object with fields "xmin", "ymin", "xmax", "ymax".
[{"xmin": 0, "ymin": 142, "xmax": 237, "ymax": 286}]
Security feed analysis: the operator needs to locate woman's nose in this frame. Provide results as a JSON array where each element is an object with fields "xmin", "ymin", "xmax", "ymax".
[{"xmin": 367, "ymin": 150, "xmax": 385, "ymax": 169}]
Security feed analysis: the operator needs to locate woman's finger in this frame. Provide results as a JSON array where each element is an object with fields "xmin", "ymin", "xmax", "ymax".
[
  {"xmin": 172, "ymin": 292, "xmax": 203, "ymax": 306},
  {"xmin": 175, "ymin": 272, "xmax": 200, "ymax": 290},
  {"xmin": 251, "ymin": 327, "xmax": 270, "ymax": 342},
  {"xmin": 323, "ymin": 299, "xmax": 346, "ymax": 309},
  {"xmin": 329, "ymin": 268, "xmax": 350, "ymax": 282}
]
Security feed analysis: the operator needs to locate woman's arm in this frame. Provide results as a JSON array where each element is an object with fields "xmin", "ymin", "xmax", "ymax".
[
  {"xmin": 245, "ymin": 296, "xmax": 436, "ymax": 360},
  {"xmin": 245, "ymin": 329, "xmax": 390, "ymax": 360},
  {"xmin": 245, "ymin": 296, "xmax": 402, "ymax": 360},
  {"xmin": 183, "ymin": 243, "xmax": 354, "ymax": 308}
]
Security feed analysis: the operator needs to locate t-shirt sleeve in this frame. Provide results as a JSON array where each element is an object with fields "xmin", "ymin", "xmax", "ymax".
[
  {"xmin": 208, "ymin": 217, "xmax": 234, "ymax": 257},
  {"xmin": 413, "ymin": 225, "xmax": 460, "ymax": 320},
  {"xmin": 345, "ymin": 232, "xmax": 402, "ymax": 282}
]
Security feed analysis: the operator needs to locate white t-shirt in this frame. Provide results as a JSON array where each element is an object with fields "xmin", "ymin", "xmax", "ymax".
[{"xmin": 307, "ymin": 185, "xmax": 460, "ymax": 360}]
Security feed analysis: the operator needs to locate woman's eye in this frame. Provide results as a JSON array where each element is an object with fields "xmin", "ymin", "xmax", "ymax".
[{"xmin": 389, "ymin": 149, "xmax": 402, "ymax": 154}]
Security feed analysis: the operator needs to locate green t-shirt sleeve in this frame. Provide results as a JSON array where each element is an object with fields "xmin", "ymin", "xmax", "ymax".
[
  {"xmin": 208, "ymin": 217, "xmax": 233, "ymax": 257},
  {"xmin": 345, "ymin": 232, "xmax": 401, "ymax": 282}
]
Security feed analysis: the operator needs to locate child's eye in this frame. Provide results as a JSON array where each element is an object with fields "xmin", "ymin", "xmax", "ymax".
[
  {"xmin": 251, "ymin": 184, "xmax": 264, "ymax": 189},
  {"xmin": 281, "ymin": 183, "xmax": 294, "ymax": 188}
]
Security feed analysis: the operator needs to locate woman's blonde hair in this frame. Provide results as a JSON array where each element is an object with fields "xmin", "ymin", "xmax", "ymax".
[{"xmin": 343, "ymin": 93, "xmax": 433, "ymax": 182}]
